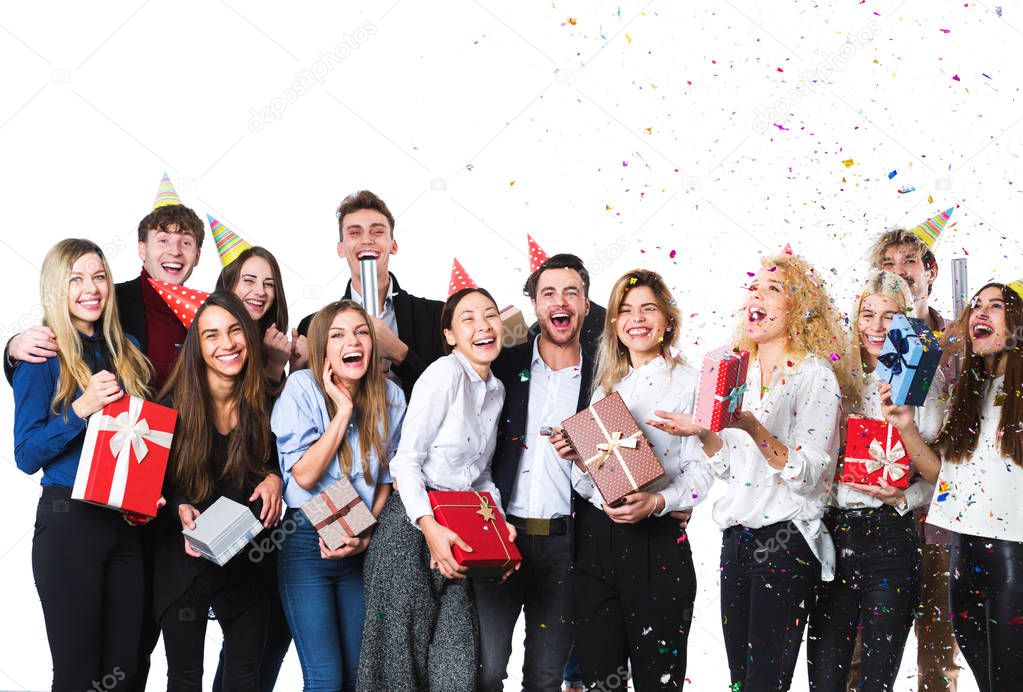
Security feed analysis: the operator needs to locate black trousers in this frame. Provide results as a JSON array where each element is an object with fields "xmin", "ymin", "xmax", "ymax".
[
  {"xmin": 807, "ymin": 506, "xmax": 920, "ymax": 692},
  {"xmin": 572, "ymin": 505, "xmax": 696, "ymax": 691},
  {"xmin": 129, "ymin": 521, "xmax": 160, "ymax": 692},
  {"xmin": 720, "ymin": 522, "xmax": 819, "ymax": 692},
  {"xmin": 949, "ymin": 532, "xmax": 1023, "ymax": 692},
  {"xmin": 32, "ymin": 486, "xmax": 144, "ymax": 692},
  {"xmin": 160, "ymin": 581, "xmax": 270, "ymax": 692}
]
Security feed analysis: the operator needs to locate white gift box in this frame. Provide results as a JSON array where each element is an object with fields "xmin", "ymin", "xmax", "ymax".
[{"xmin": 182, "ymin": 496, "xmax": 263, "ymax": 567}]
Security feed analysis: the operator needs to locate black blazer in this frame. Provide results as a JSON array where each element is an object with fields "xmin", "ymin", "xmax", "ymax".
[
  {"xmin": 491, "ymin": 334, "xmax": 596, "ymax": 513},
  {"xmin": 297, "ymin": 273, "xmax": 445, "ymax": 401},
  {"xmin": 4, "ymin": 275, "xmax": 148, "ymax": 385}
]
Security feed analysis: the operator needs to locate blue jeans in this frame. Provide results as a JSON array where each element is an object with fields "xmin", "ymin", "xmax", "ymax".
[{"xmin": 278, "ymin": 509, "xmax": 365, "ymax": 692}]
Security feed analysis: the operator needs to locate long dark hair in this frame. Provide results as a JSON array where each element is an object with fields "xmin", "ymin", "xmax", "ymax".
[
  {"xmin": 934, "ymin": 283, "xmax": 1023, "ymax": 468},
  {"xmin": 159, "ymin": 291, "xmax": 274, "ymax": 503},
  {"xmin": 440, "ymin": 287, "xmax": 498, "ymax": 355},
  {"xmin": 215, "ymin": 246, "xmax": 289, "ymax": 334}
]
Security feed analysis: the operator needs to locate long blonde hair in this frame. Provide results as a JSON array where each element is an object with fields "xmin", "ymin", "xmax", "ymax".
[
  {"xmin": 306, "ymin": 300, "xmax": 394, "ymax": 483},
  {"xmin": 40, "ymin": 239, "xmax": 151, "ymax": 415},
  {"xmin": 736, "ymin": 253, "xmax": 851, "ymax": 394},
  {"xmin": 845, "ymin": 270, "xmax": 914, "ymax": 410},
  {"xmin": 594, "ymin": 269, "xmax": 684, "ymax": 396}
]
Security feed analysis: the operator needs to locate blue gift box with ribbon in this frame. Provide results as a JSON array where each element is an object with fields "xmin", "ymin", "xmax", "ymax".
[{"xmin": 876, "ymin": 313, "xmax": 942, "ymax": 406}]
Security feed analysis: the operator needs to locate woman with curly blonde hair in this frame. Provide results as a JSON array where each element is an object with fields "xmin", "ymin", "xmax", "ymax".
[{"xmin": 655, "ymin": 250, "xmax": 846, "ymax": 690}]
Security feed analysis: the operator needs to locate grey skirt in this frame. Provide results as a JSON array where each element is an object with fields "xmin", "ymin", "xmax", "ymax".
[{"xmin": 356, "ymin": 492, "xmax": 479, "ymax": 691}]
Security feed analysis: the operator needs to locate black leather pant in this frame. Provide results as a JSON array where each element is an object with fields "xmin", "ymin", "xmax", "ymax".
[{"xmin": 949, "ymin": 532, "xmax": 1023, "ymax": 692}]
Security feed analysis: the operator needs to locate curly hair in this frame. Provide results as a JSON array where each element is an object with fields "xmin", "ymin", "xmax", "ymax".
[{"xmin": 736, "ymin": 253, "xmax": 851, "ymax": 394}]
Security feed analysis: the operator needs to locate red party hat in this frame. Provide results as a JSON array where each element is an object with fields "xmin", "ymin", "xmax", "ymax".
[
  {"xmin": 147, "ymin": 278, "xmax": 210, "ymax": 329},
  {"xmin": 527, "ymin": 234, "xmax": 550, "ymax": 273},
  {"xmin": 448, "ymin": 258, "xmax": 478, "ymax": 297},
  {"xmin": 782, "ymin": 243, "xmax": 794, "ymax": 255}
]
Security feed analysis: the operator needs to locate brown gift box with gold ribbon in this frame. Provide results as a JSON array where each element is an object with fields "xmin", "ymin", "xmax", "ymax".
[
  {"xmin": 561, "ymin": 391, "xmax": 665, "ymax": 507},
  {"xmin": 300, "ymin": 477, "xmax": 376, "ymax": 550}
]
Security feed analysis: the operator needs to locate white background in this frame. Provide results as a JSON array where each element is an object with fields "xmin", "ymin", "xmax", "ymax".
[{"xmin": 2, "ymin": 0, "xmax": 1020, "ymax": 688}]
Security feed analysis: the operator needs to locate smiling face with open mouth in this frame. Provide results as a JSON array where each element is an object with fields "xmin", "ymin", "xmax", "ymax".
[
  {"xmin": 198, "ymin": 305, "xmax": 249, "ymax": 381},
  {"xmin": 534, "ymin": 267, "xmax": 589, "ymax": 347},
  {"xmin": 232, "ymin": 255, "xmax": 276, "ymax": 322},
  {"xmin": 857, "ymin": 292, "xmax": 901, "ymax": 364},
  {"xmin": 968, "ymin": 286, "xmax": 1010, "ymax": 356},
  {"xmin": 880, "ymin": 242, "xmax": 935, "ymax": 305},
  {"xmin": 444, "ymin": 291, "xmax": 504, "ymax": 375},
  {"xmin": 138, "ymin": 226, "xmax": 200, "ymax": 285},
  {"xmin": 326, "ymin": 308, "xmax": 374, "ymax": 387},
  {"xmin": 615, "ymin": 285, "xmax": 669, "ymax": 364},
  {"xmin": 744, "ymin": 267, "xmax": 791, "ymax": 345},
  {"xmin": 67, "ymin": 252, "xmax": 109, "ymax": 335},
  {"xmin": 337, "ymin": 208, "xmax": 397, "ymax": 291}
]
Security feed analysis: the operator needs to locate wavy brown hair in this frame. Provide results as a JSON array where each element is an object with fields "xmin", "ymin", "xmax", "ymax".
[
  {"xmin": 159, "ymin": 291, "xmax": 274, "ymax": 503},
  {"xmin": 215, "ymin": 246, "xmax": 289, "ymax": 334},
  {"xmin": 594, "ymin": 269, "xmax": 684, "ymax": 396},
  {"xmin": 933, "ymin": 283, "xmax": 1023, "ymax": 468},
  {"xmin": 306, "ymin": 300, "xmax": 396, "ymax": 483}
]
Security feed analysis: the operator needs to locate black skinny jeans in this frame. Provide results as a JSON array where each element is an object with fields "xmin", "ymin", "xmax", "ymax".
[
  {"xmin": 32, "ymin": 486, "xmax": 144, "ymax": 692},
  {"xmin": 949, "ymin": 532, "xmax": 1023, "ymax": 692},
  {"xmin": 807, "ymin": 506, "xmax": 921, "ymax": 692},
  {"xmin": 720, "ymin": 522, "xmax": 820, "ymax": 692}
]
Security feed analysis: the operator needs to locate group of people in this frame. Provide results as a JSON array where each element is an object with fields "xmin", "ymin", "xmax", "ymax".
[{"xmin": 9, "ymin": 177, "xmax": 1022, "ymax": 692}]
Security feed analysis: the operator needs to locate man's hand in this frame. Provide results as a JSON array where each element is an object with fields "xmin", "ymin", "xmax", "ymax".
[
  {"xmin": 9, "ymin": 326, "xmax": 59, "ymax": 364},
  {"xmin": 368, "ymin": 317, "xmax": 408, "ymax": 364}
]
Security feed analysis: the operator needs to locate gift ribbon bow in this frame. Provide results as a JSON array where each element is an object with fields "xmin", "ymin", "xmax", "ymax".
[
  {"xmin": 877, "ymin": 329, "xmax": 918, "ymax": 380},
  {"xmin": 594, "ymin": 431, "xmax": 640, "ymax": 470},
  {"xmin": 313, "ymin": 489, "xmax": 361, "ymax": 535},
  {"xmin": 716, "ymin": 383, "xmax": 748, "ymax": 413},
  {"xmin": 581, "ymin": 404, "xmax": 643, "ymax": 491},
  {"xmin": 865, "ymin": 438, "xmax": 908, "ymax": 482},
  {"xmin": 99, "ymin": 397, "xmax": 174, "ymax": 508}
]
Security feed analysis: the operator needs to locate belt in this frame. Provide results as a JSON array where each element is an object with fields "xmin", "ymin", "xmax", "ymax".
[
  {"xmin": 826, "ymin": 505, "xmax": 900, "ymax": 519},
  {"xmin": 507, "ymin": 514, "xmax": 568, "ymax": 537}
]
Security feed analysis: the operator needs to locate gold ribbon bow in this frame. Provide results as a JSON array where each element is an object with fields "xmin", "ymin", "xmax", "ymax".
[
  {"xmin": 865, "ymin": 437, "xmax": 908, "ymax": 482},
  {"xmin": 593, "ymin": 431, "xmax": 639, "ymax": 471}
]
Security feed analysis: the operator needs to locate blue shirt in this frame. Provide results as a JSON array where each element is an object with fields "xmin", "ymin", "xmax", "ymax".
[
  {"xmin": 13, "ymin": 332, "xmax": 128, "ymax": 488},
  {"xmin": 271, "ymin": 369, "xmax": 405, "ymax": 509}
]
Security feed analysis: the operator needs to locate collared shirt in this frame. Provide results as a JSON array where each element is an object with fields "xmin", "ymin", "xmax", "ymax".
[
  {"xmin": 271, "ymin": 370, "xmax": 405, "ymax": 509},
  {"xmin": 571, "ymin": 353, "xmax": 715, "ymax": 514},
  {"xmin": 506, "ymin": 340, "xmax": 582, "ymax": 519},
  {"xmin": 927, "ymin": 376, "xmax": 1023, "ymax": 542},
  {"xmin": 390, "ymin": 350, "xmax": 505, "ymax": 524},
  {"xmin": 701, "ymin": 354, "xmax": 842, "ymax": 580},
  {"xmin": 832, "ymin": 368, "xmax": 945, "ymax": 512}
]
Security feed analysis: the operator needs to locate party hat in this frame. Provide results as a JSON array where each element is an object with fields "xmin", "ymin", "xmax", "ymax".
[
  {"xmin": 1008, "ymin": 279, "xmax": 1023, "ymax": 302},
  {"xmin": 147, "ymin": 278, "xmax": 210, "ymax": 329},
  {"xmin": 448, "ymin": 258, "xmax": 478, "ymax": 297},
  {"xmin": 782, "ymin": 243, "xmax": 794, "ymax": 255},
  {"xmin": 208, "ymin": 215, "xmax": 252, "ymax": 268},
  {"xmin": 153, "ymin": 172, "xmax": 182, "ymax": 209},
  {"xmin": 527, "ymin": 234, "xmax": 550, "ymax": 273},
  {"xmin": 910, "ymin": 207, "xmax": 954, "ymax": 250}
]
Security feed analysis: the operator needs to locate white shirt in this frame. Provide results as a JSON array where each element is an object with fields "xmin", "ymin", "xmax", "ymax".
[
  {"xmin": 506, "ymin": 340, "xmax": 582, "ymax": 519},
  {"xmin": 832, "ymin": 368, "xmax": 945, "ymax": 512},
  {"xmin": 927, "ymin": 375, "xmax": 1023, "ymax": 542},
  {"xmin": 701, "ymin": 354, "xmax": 842, "ymax": 580},
  {"xmin": 572, "ymin": 354, "xmax": 715, "ymax": 514},
  {"xmin": 390, "ymin": 350, "xmax": 505, "ymax": 524}
]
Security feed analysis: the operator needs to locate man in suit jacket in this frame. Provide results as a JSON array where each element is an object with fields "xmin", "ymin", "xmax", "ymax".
[
  {"xmin": 296, "ymin": 190, "xmax": 444, "ymax": 400},
  {"xmin": 474, "ymin": 253, "xmax": 600, "ymax": 692}
]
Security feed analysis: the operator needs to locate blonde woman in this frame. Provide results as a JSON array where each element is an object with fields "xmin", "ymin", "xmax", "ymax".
[
  {"xmin": 552, "ymin": 269, "xmax": 714, "ymax": 689},
  {"xmin": 808, "ymin": 271, "xmax": 946, "ymax": 691},
  {"xmin": 656, "ymin": 252, "xmax": 847, "ymax": 690},
  {"xmin": 13, "ymin": 239, "xmax": 152, "ymax": 690}
]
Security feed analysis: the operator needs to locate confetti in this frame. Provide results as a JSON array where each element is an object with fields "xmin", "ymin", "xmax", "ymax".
[
  {"xmin": 888, "ymin": 169, "xmax": 897, "ymax": 179},
  {"xmin": 842, "ymin": 159, "xmax": 854, "ymax": 167}
]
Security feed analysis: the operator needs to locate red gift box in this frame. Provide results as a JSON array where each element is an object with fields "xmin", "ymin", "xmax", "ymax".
[
  {"xmin": 72, "ymin": 396, "xmax": 177, "ymax": 517},
  {"xmin": 694, "ymin": 347, "xmax": 750, "ymax": 432},
  {"xmin": 427, "ymin": 490, "xmax": 522, "ymax": 576},
  {"xmin": 841, "ymin": 416, "xmax": 910, "ymax": 488},
  {"xmin": 560, "ymin": 392, "xmax": 665, "ymax": 507}
]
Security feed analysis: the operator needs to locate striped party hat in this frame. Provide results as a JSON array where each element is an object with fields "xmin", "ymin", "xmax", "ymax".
[
  {"xmin": 146, "ymin": 278, "xmax": 210, "ymax": 329},
  {"xmin": 910, "ymin": 207, "xmax": 954, "ymax": 250},
  {"xmin": 153, "ymin": 172, "xmax": 182, "ymax": 209},
  {"xmin": 448, "ymin": 258, "xmax": 477, "ymax": 297},
  {"xmin": 1008, "ymin": 279, "xmax": 1023, "ymax": 302},
  {"xmin": 208, "ymin": 215, "xmax": 252, "ymax": 268}
]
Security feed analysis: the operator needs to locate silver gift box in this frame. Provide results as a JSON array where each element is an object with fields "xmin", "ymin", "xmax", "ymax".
[{"xmin": 182, "ymin": 496, "xmax": 263, "ymax": 567}]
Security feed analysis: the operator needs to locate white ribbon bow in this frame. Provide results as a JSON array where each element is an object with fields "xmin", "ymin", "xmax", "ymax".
[{"xmin": 865, "ymin": 438, "xmax": 908, "ymax": 482}]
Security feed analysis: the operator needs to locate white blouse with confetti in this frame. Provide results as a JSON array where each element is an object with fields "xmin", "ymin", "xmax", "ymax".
[
  {"xmin": 927, "ymin": 375, "xmax": 1023, "ymax": 542},
  {"xmin": 700, "ymin": 354, "xmax": 843, "ymax": 581}
]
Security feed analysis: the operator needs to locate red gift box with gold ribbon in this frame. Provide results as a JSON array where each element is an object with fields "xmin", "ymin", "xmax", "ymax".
[{"xmin": 427, "ymin": 490, "xmax": 522, "ymax": 576}]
